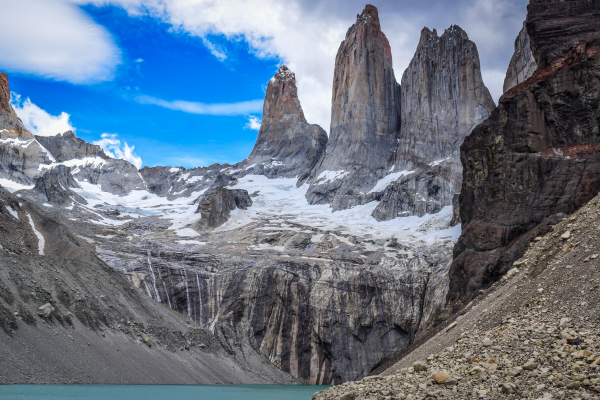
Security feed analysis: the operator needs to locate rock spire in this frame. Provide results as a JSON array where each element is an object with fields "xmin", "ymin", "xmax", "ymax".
[
  {"xmin": 243, "ymin": 65, "xmax": 327, "ymax": 179},
  {"xmin": 305, "ymin": 4, "xmax": 401, "ymax": 209}
]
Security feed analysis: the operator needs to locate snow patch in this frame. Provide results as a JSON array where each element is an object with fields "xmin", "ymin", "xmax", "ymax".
[
  {"xmin": 369, "ymin": 170, "xmax": 414, "ymax": 193},
  {"xmin": 5, "ymin": 206, "xmax": 19, "ymax": 220},
  {"xmin": 26, "ymin": 213, "xmax": 45, "ymax": 255},
  {"xmin": 316, "ymin": 170, "xmax": 349, "ymax": 184},
  {"xmin": 0, "ymin": 178, "xmax": 35, "ymax": 193}
]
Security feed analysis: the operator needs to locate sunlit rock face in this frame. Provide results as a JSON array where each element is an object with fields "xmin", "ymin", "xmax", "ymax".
[
  {"xmin": 305, "ymin": 4, "xmax": 401, "ymax": 210},
  {"xmin": 449, "ymin": 0, "xmax": 600, "ymax": 305},
  {"xmin": 36, "ymin": 130, "xmax": 110, "ymax": 162},
  {"xmin": 242, "ymin": 65, "xmax": 327, "ymax": 180},
  {"xmin": 503, "ymin": 23, "xmax": 537, "ymax": 93},
  {"xmin": 362, "ymin": 25, "xmax": 495, "ymax": 221}
]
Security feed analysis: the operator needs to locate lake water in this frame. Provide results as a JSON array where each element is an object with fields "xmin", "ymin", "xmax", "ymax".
[{"xmin": 0, "ymin": 385, "xmax": 330, "ymax": 400}]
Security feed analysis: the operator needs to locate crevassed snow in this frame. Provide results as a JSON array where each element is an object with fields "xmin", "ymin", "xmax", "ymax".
[
  {"xmin": 5, "ymin": 206, "xmax": 19, "ymax": 220},
  {"xmin": 368, "ymin": 170, "xmax": 414, "ymax": 193},
  {"xmin": 221, "ymin": 175, "xmax": 459, "ymax": 244},
  {"xmin": 316, "ymin": 170, "xmax": 349, "ymax": 184},
  {"xmin": 26, "ymin": 213, "xmax": 45, "ymax": 255}
]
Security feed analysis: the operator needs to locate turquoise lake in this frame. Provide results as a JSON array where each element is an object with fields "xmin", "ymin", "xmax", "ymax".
[{"xmin": 0, "ymin": 385, "xmax": 330, "ymax": 400}]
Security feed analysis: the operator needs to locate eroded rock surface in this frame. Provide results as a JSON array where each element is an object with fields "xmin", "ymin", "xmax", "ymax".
[
  {"xmin": 19, "ymin": 165, "xmax": 87, "ymax": 206},
  {"xmin": 450, "ymin": 0, "xmax": 600, "ymax": 304},
  {"xmin": 242, "ymin": 66, "xmax": 327, "ymax": 180}
]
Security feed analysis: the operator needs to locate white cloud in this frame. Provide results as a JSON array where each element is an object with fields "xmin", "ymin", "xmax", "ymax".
[
  {"xmin": 0, "ymin": 0, "xmax": 121, "ymax": 84},
  {"xmin": 83, "ymin": 0, "xmax": 527, "ymax": 130},
  {"xmin": 136, "ymin": 95, "xmax": 263, "ymax": 116},
  {"xmin": 93, "ymin": 133, "xmax": 143, "ymax": 168},
  {"xmin": 10, "ymin": 93, "xmax": 75, "ymax": 136},
  {"xmin": 135, "ymin": 58, "xmax": 144, "ymax": 63},
  {"xmin": 244, "ymin": 115, "xmax": 261, "ymax": 131}
]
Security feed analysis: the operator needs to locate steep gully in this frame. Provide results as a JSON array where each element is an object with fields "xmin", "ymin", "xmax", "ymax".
[{"xmin": 2, "ymin": 2, "xmax": 584, "ymax": 385}]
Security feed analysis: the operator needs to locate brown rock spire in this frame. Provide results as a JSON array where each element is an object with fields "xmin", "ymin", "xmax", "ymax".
[{"xmin": 244, "ymin": 65, "xmax": 327, "ymax": 179}]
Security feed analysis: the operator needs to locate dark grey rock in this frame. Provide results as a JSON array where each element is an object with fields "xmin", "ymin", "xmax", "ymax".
[
  {"xmin": 193, "ymin": 187, "xmax": 252, "ymax": 231},
  {"xmin": 19, "ymin": 165, "xmax": 87, "ymax": 206}
]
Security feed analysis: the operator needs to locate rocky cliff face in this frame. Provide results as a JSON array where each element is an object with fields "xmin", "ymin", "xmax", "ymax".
[
  {"xmin": 368, "ymin": 26, "xmax": 496, "ymax": 222},
  {"xmin": 36, "ymin": 131, "xmax": 110, "ymax": 162},
  {"xmin": 397, "ymin": 26, "xmax": 495, "ymax": 170},
  {"xmin": 243, "ymin": 66, "xmax": 327, "ymax": 180},
  {"xmin": 0, "ymin": 73, "xmax": 53, "ymax": 184},
  {"xmin": 449, "ymin": 0, "xmax": 600, "ymax": 304},
  {"xmin": 0, "ymin": 72, "xmax": 33, "ymax": 140},
  {"xmin": 503, "ymin": 23, "xmax": 537, "ymax": 93},
  {"xmin": 305, "ymin": 5, "xmax": 401, "ymax": 209}
]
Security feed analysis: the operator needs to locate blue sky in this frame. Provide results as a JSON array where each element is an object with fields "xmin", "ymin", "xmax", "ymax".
[
  {"xmin": 0, "ymin": 0, "xmax": 528, "ymax": 169},
  {"xmin": 7, "ymin": 5, "xmax": 278, "ymax": 167}
]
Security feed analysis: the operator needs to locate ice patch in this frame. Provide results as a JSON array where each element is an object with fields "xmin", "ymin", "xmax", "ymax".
[
  {"xmin": 26, "ymin": 213, "xmax": 45, "ymax": 255},
  {"xmin": 369, "ymin": 170, "xmax": 414, "ymax": 193}
]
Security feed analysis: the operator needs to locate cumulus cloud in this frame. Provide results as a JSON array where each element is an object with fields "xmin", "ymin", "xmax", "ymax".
[
  {"xmin": 136, "ymin": 95, "xmax": 263, "ymax": 116},
  {"xmin": 244, "ymin": 115, "xmax": 261, "ymax": 131},
  {"xmin": 10, "ymin": 93, "xmax": 75, "ymax": 136},
  {"xmin": 93, "ymin": 133, "xmax": 143, "ymax": 168},
  {"xmin": 1, "ymin": 0, "xmax": 528, "ymax": 127},
  {"xmin": 0, "ymin": 0, "xmax": 121, "ymax": 84}
]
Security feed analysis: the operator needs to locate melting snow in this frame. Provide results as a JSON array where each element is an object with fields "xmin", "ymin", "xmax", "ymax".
[
  {"xmin": 26, "ymin": 213, "xmax": 45, "ymax": 255},
  {"xmin": 5, "ymin": 206, "xmax": 19, "ymax": 220}
]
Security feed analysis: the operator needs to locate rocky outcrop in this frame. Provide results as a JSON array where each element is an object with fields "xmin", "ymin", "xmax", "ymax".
[
  {"xmin": 35, "ymin": 131, "xmax": 110, "ymax": 162},
  {"xmin": 370, "ymin": 26, "xmax": 495, "ymax": 221},
  {"xmin": 305, "ymin": 5, "xmax": 401, "ymax": 209},
  {"xmin": 242, "ymin": 66, "xmax": 327, "ymax": 180},
  {"xmin": 192, "ymin": 186, "xmax": 252, "ymax": 231},
  {"xmin": 503, "ymin": 23, "xmax": 537, "ymax": 93},
  {"xmin": 449, "ymin": 0, "xmax": 600, "ymax": 304},
  {"xmin": 0, "ymin": 73, "xmax": 53, "ymax": 184},
  {"xmin": 0, "ymin": 72, "xmax": 33, "ymax": 140},
  {"xmin": 20, "ymin": 165, "xmax": 87, "ymax": 206}
]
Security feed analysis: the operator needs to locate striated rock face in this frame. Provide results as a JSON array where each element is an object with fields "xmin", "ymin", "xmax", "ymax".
[
  {"xmin": 0, "ymin": 74, "xmax": 53, "ymax": 184},
  {"xmin": 0, "ymin": 72, "xmax": 33, "ymax": 140},
  {"xmin": 525, "ymin": 0, "xmax": 600, "ymax": 68},
  {"xmin": 36, "ymin": 131, "xmax": 110, "ymax": 162},
  {"xmin": 397, "ymin": 26, "xmax": 495, "ymax": 170},
  {"xmin": 193, "ymin": 186, "xmax": 252, "ymax": 231},
  {"xmin": 449, "ymin": 0, "xmax": 600, "ymax": 304},
  {"xmin": 21, "ymin": 165, "xmax": 87, "ymax": 206},
  {"xmin": 243, "ymin": 66, "xmax": 327, "ymax": 180},
  {"xmin": 372, "ymin": 26, "xmax": 494, "ymax": 221},
  {"xmin": 306, "ymin": 4, "xmax": 401, "ymax": 209},
  {"xmin": 503, "ymin": 23, "xmax": 537, "ymax": 93}
]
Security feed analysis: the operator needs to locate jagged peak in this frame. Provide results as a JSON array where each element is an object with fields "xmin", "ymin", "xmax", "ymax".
[
  {"xmin": 442, "ymin": 24, "xmax": 469, "ymax": 41},
  {"xmin": 270, "ymin": 65, "xmax": 296, "ymax": 84},
  {"xmin": 418, "ymin": 27, "xmax": 439, "ymax": 47},
  {"xmin": 356, "ymin": 4, "xmax": 379, "ymax": 25},
  {"xmin": 418, "ymin": 25, "xmax": 469, "ymax": 48}
]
